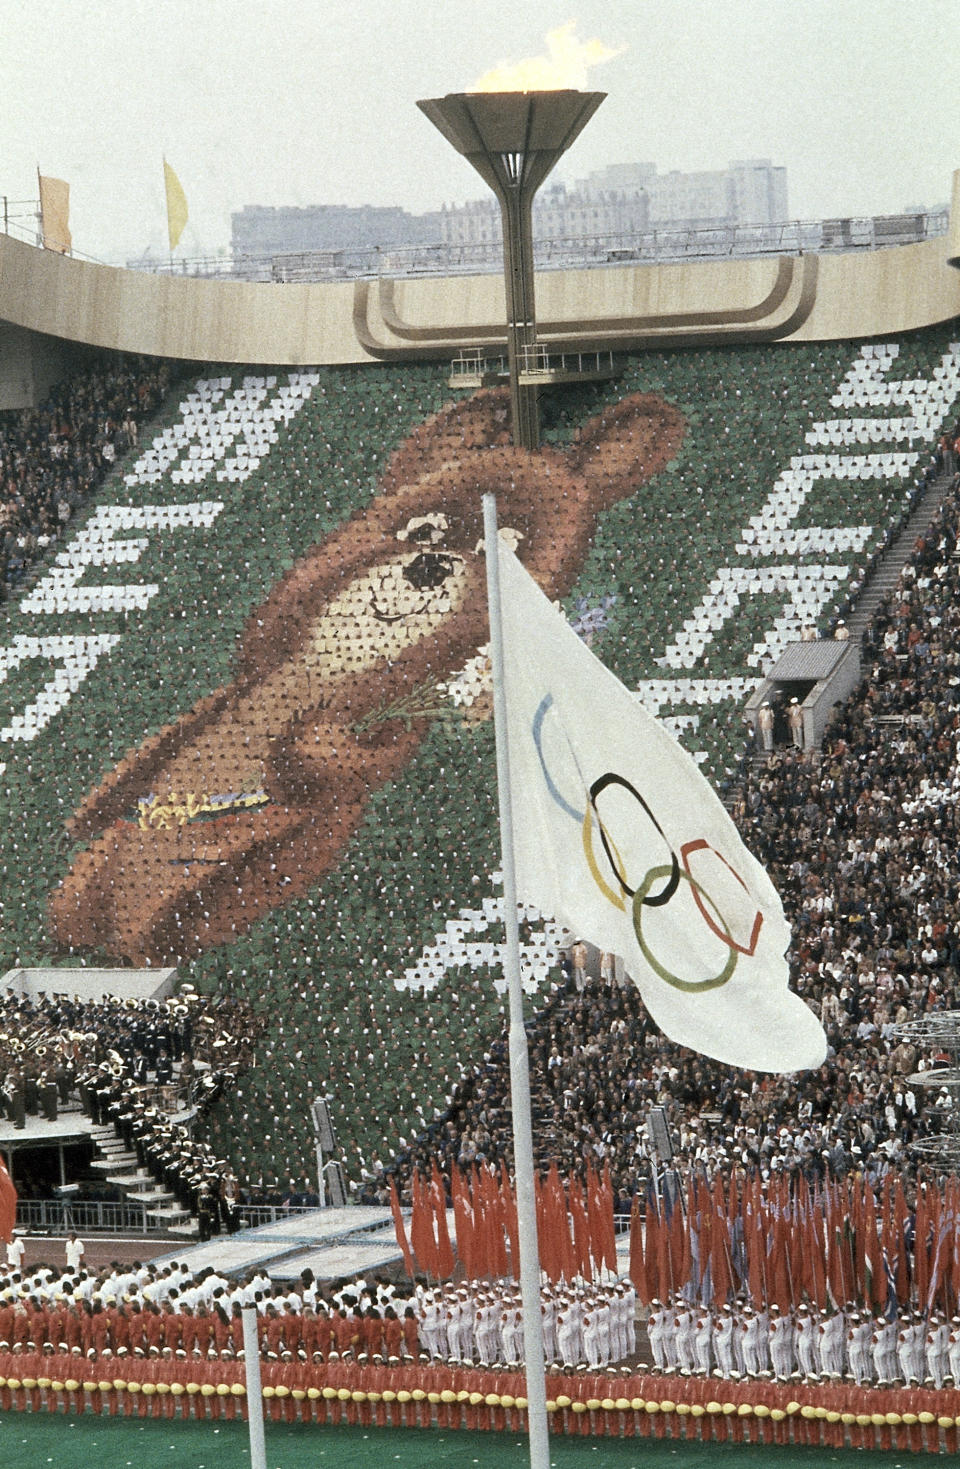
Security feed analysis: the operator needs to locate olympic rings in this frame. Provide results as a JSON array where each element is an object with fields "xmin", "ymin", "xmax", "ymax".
[
  {"xmin": 682, "ymin": 838, "xmax": 764, "ymax": 956},
  {"xmin": 632, "ymin": 866, "xmax": 738, "ymax": 993},
  {"xmin": 528, "ymin": 695, "xmax": 763, "ymax": 984},
  {"xmin": 588, "ymin": 772, "xmax": 679, "ymax": 907},
  {"xmin": 532, "ymin": 694, "xmax": 584, "ymax": 823}
]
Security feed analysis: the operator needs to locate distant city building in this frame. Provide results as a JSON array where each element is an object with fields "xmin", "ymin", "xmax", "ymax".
[
  {"xmin": 231, "ymin": 203, "xmax": 441, "ymax": 261},
  {"xmin": 578, "ymin": 158, "xmax": 788, "ymax": 227},
  {"xmin": 437, "ymin": 158, "xmax": 788, "ymax": 248},
  {"xmin": 231, "ymin": 159, "xmax": 789, "ymax": 265}
]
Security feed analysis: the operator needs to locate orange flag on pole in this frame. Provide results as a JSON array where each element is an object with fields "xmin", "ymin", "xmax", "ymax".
[
  {"xmin": 409, "ymin": 1171, "xmax": 436, "ymax": 1277},
  {"xmin": 431, "ymin": 1163, "xmax": 455, "ymax": 1279},
  {"xmin": 451, "ymin": 1166, "xmax": 475, "ymax": 1279},
  {"xmin": 568, "ymin": 1177, "xmax": 592, "ymax": 1281},
  {"xmin": 38, "ymin": 173, "xmax": 71, "ymax": 253},
  {"xmin": 629, "ymin": 1195, "xmax": 650, "ymax": 1302},
  {"xmin": 389, "ymin": 1177, "xmax": 415, "ymax": 1278},
  {"xmin": 0, "ymin": 1154, "xmax": 16, "ymax": 1243}
]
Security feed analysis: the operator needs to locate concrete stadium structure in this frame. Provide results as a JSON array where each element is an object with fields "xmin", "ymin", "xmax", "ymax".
[{"xmin": 1, "ymin": 169, "xmax": 959, "ymax": 410}]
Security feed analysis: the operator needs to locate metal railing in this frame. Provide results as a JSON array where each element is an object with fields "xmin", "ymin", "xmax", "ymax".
[
  {"xmin": 112, "ymin": 208, "xmax": 949, "ymax": 284},
  {"xmin": 13, "ymin": 1199, "xmax": 332, "ymax": 1237},
  {"xmin": 0, "ymin": 196, "xmax": 41, "ymax": 246},
  {"xmin": 15, "ymin": 1197, "xmax": 636, "ymax": 1250},
  {"xmin": 451, "ymin": 346, "xmax": 619, "ymax": 384},
  {"xmin": 15, "ymin": 1199, "xmax": 158, "ymax": 1235},
  {"xmin": 518, "ymin": 346, "xmax": 617, "ymax": 378},
  {"xmin": 232, "ymin": 1203, "xmax": 323, "ymax": 1229},
  {"xmin": 449, "ymin": 349, "xmax": 507, "ymax": 381}
]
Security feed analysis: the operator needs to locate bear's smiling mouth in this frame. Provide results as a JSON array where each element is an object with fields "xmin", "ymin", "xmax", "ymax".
[{"xmin": 368, "ymin": 550, "xmax": 463, "ymax": 621}]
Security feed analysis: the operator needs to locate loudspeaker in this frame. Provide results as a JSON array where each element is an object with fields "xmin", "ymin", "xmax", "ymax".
[
  {"xmin": 325, "ymin": 1161, "xmax": 347, "ymax": 1207},
  {"xmin": 310, "ymin": 1097, "xmax": 337, "ymax": 1152},
  {"xmin": 646, "ymin": 1106, "xmax": 674, "ymax": 1163}
]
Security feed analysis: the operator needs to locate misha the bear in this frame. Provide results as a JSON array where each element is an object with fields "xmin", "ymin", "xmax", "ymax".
[{"xmin": 49, "ymin": 387, "xmax": 684, "ymax": 962}]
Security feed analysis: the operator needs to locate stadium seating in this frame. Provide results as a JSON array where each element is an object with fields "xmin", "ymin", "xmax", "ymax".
[{"xmin": 0, "ymin": 319, "xmax": 957, "ymax": 1196}]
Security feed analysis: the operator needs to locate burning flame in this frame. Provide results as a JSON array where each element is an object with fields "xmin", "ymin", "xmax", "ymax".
[{"xmin": 470, "ymin": 21, "xmax": 623, "ymax": 93}]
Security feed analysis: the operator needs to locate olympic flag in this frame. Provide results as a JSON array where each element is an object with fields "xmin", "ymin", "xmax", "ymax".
[{"xmin": 497, "ymin": 537, "xmax": 826, "ymax": 1073}]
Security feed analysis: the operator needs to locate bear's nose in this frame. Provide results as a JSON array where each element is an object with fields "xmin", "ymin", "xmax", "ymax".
[{"xmin": 403, "ymin": 551, "xmax": 457, "ymax": 592}]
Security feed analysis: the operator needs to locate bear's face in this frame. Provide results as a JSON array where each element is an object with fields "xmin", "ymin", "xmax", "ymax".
[{"xmin": 305, "ymin": 511, "xmax": 520, "ymax": 677}]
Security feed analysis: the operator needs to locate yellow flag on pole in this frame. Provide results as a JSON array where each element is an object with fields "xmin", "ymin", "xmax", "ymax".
[
  {"xmin": 38, "ymin": 174, "xmax": 71, "ymax": 254},
  {"xmin": 163, "ymin": 160, "xmax": 188, "ymax": 250}
]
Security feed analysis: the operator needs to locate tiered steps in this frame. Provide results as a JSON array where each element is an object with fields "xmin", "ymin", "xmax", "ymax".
[
  {"xmin": 844, "ymin": 464, "xmax": 956, "ymax": 641},
  {"xmin": 168, "ymin": 1219, "xmax": 200, "ymax": 1240},
  {"xmin": 87, "ymin": 1121, "xmax": 189, "ymax": 1228},
  {"xmin": 144, "ymin": 1203, "xmax": 195, "ymax": 1230},
  {"xmin": 104, "ymin": 1171, "xmax": 155, "ymax": 1192}
]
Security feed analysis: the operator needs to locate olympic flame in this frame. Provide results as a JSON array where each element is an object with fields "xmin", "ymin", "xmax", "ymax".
[{"xmin": 470, "ymin": 21, "xmax": 624, "ymax": 93}]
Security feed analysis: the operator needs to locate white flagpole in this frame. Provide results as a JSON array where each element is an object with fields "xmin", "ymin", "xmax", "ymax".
[
  {"xmin": 241, "ymin": 1304, "xmax": 267, "ymax": 1469},
  {"xmin": 483, "ymin": 492, "xmax": 550, "ymax": 1469}
]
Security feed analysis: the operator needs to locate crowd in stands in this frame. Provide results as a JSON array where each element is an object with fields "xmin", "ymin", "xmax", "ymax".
[
  {"xmin": 2, "ymin": 342, "xmax": 959, "ymax": 1238},
  {"xmin": 1, "ymin": 333, "xmax": 954, "ymax": 1196},
  {"xmin": 0, "ymin": 356, "xmax": 171, "ymax": 593},
  {"xmin": 381, "ymin": 442, "xmax": 960, "ymax": 1209}
]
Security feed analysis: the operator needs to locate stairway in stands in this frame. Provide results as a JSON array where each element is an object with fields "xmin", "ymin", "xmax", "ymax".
[
  {"xmin": 722, "ymin": 462, "xmax": 957, "ymax": 813},
  {"xmin": 842, "ymin": 463, "xmax": 956, "ymax": 642},
  {"xmin": 88, "ymin": 1121, "xmax": 198, "ymax": 1239}
]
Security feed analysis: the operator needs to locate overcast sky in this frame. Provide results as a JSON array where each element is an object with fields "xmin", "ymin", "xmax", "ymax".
[{"xmin": 3, "ymin": 1, "xmax": 959, "ymax": 262}]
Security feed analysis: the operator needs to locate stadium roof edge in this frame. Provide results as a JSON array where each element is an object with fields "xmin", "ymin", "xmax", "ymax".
[{"xmin": 0, "ymin": 170, "xmax": 958, "ymax": 369}]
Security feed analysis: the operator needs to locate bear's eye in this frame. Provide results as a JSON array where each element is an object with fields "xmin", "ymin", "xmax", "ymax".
[
  {"xmin": 405, "ymin": 523, "xmax": 437, "ymax": 545},
  {"xmin": 403, "ymin": 552, "xmax": 458, "ymax": 592}
]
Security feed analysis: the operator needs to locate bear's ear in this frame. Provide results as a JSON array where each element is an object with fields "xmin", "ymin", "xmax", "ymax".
[
  {"xmin": 381, "ymin": 388, "xmax": 512, "ymax": 491},
  {"xmin": 564, "ymin": 393, "xmax": 686, "ymax": 509}
]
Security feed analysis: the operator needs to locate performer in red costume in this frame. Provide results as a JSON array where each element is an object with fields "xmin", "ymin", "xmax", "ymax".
[
  {"xmin": 193, "ymin": 1305, "xmax": 216, "ymax": 1360},
  {"xmin": 383, "ymin": 1307, "xmax": 403, "ymax": 1364},
  {"xmin": 0, "ymin": 1295, "xmax": 15, "ymax": 1350}
]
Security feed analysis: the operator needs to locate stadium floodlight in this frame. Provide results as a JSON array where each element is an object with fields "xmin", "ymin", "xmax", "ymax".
[{"xmin": 417, "ymin": 89, "xmax": 605, "ymax": 449}]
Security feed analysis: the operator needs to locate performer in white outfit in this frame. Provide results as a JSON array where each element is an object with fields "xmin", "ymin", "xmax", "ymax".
[
  {"xmin": 846, "ymin": 1311, "xmax": 873, "ymax": 1385},
  {"xmin": 896, "ymin": 1312, "xmax": 918, "ymax": 1384},
  {"xmin": 646, "ymin": 1300, "xmax": 669, "ymax": 1372},
  {"xmin": 693, "ymin": 1307, "xmax": 714, "ymax": 1376},
  {"xmin": 768, "ymin": 1304, "xmax": 795, "ymax": 1381},
  {"xmin": 925, "ymin": 1311, "xmax": 950, "ymax": 1389},
  {"xmin": 795, "ymin": 1304, "xmax": 820, "ymax": 1379},
  {"xmin": 946, "ymin": 1316, "xmax": 960, "ymax": 1386},
  {"xmin": 556, "ymin": 1303, "xmax": 581, "ymax": 1369},
  {"xmin": 714, "ymin": 1304, "xmax": 736, "ymax": 1377},
  {"xmin": 819, "ymin": 1307, "xmax": 846, "ymax": 1378},
  {"xmin": 739, "ymin": 1305, "xmax": 762, "ymax": 1377},
  {"xmin": 595, "ymin": 1297, "xmax": 612, "ymax": 1367},
  {"xmin": 674, "ymin": 1297, "xmax": 696, "ymax": 1375},
  {"xmin": 621, "ymin": 1281, "xmax": 637, "ymax": 1356},
  {"xmin": 418, "ymin": 1292, "xmax": 443, "ymax": 1360},
  {"xmin": 581, "ymin": 1310, "xmax": 601, "ymax": 1369},
  {"xmin": 661, "ymin": 1299, "xmax": 679, "ymax": 1371}
]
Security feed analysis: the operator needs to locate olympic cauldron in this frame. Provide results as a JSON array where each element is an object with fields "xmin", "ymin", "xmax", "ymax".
[{"xmin": 417, "ymin": 89, "xmax": 605, "ymax": 450}]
